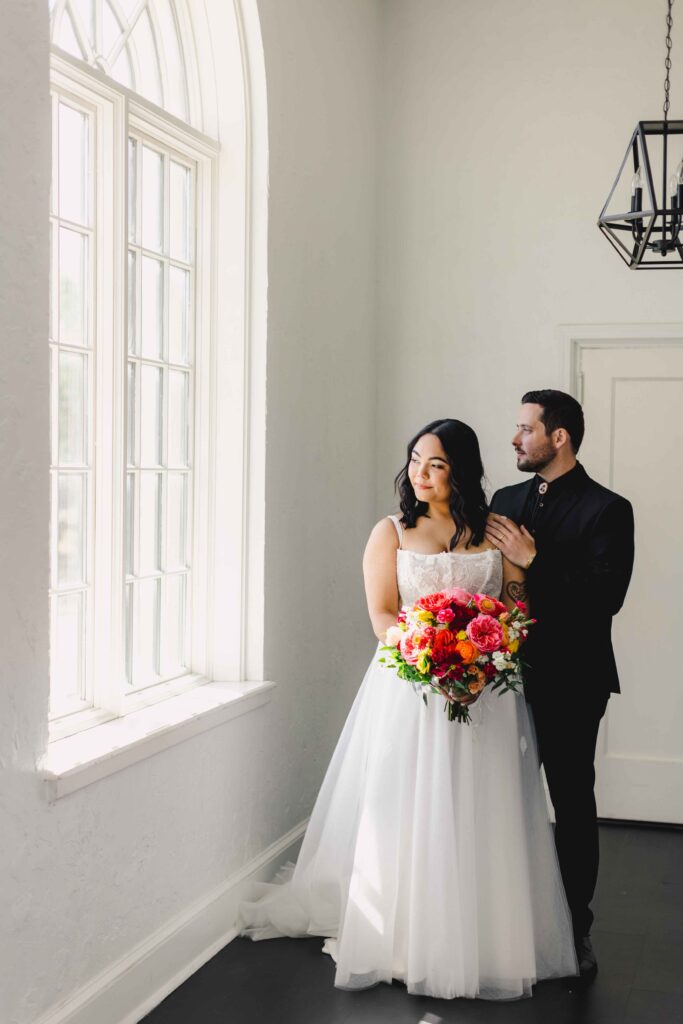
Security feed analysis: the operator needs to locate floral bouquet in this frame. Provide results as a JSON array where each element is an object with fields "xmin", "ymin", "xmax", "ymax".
[{"xmin": 379, "ymin": 588, "xmax": 534, "ymax": 723}]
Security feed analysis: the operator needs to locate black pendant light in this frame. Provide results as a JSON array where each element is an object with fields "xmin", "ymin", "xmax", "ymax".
[{"xmin": 598, "ymin": 0, "xmax": 683, "ymax": 268}]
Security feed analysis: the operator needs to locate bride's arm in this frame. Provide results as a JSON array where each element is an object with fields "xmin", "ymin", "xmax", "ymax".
[
  {"xmin": 502, "ymin": 555, "xmax": 529, "ymax": 614},
  {"xmin": 362, "ymin": 518, "xmax": 400, "ymax": 641}
]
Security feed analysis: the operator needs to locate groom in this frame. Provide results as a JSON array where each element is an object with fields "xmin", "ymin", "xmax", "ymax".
[{"xmin": 485, "ymin": 390, "xmax": 634, "ymax": 983}]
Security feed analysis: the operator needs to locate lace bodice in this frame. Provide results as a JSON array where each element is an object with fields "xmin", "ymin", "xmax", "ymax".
[{"xmin": 388, "ymin": 517, "xmax": 503, "ymax": 606}]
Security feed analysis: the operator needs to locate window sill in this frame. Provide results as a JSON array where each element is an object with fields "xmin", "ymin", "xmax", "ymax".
[{"xmin": 43, "ymin": 680, "xmax": 276, "ymax": 800}]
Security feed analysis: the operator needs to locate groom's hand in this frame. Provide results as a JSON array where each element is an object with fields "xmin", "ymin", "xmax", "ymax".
[{"xmin": 486, "ymin": 513, "xmax": 536, "ymax": 569}]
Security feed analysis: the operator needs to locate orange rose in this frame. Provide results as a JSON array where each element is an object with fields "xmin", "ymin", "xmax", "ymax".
[
  {"xmin": 466, "ymin": 666, "xmax": 486, "ymax": 694},
  {"xmin": 455, "ymin": 639, "xmax": 479, "ymax": 664}
]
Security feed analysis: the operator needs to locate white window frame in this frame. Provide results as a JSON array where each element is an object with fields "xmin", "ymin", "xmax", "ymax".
[
  {"xmin": 45, "ymin": 1, "xmax": 270, "ymax": 797},
  {"xmin": 49, "ymin": 49, "xmax": 220, "ymax": 742}
]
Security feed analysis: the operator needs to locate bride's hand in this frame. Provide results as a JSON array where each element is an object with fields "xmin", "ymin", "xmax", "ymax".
[{"xmin": 441, "ymin": 686, "xmax": 480, "ymax": 707}]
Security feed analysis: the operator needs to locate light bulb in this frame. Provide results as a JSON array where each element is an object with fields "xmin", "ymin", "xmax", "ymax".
[{"xmin": 631, "ymin": 167, "xmax": 644, "ymax": 194}]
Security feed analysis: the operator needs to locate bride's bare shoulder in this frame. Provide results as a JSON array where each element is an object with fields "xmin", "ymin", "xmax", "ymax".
[{"xmin": 365, "ymin": 516, "xmax": 400, "ymax": 550}]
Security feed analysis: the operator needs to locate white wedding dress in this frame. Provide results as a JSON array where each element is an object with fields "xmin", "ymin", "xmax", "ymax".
[{"xmin": 239, "ymin": 517, "xmax": 577, "ymax": 1000}]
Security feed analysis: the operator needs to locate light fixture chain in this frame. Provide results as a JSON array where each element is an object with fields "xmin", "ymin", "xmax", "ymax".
[{"xmin": 664, "ymin": 0, "xmax": 674, "ymax": 121}]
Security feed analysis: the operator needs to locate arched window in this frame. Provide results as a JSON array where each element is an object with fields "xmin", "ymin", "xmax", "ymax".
[
  {"xmin": 49, "ymin": 0, "xmax": 203, "ymax": 129},
  {"xmin": 47, "ymin": 0, "xmax": 266, "ymax": 741}
]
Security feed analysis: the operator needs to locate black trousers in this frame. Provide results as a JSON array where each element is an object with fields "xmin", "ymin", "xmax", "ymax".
[{"xmin": 528, "ymin": 688, "xmax": 609, "ymax": 940}]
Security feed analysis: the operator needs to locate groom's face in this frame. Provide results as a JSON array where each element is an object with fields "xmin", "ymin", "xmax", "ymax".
[{"xmin": 512, "ymin": 404, "xmax": 557, "ymax": 473}]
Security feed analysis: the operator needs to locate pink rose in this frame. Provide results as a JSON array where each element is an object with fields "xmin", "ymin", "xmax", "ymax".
[
  {"xmin": 436, "ymin": 607, "xmax": 455, "ymax": 624},
  {"xmin": 399, "ymin": 632, "xmax": 421, "ymax": 665},
  {"xmin": 416, "ymin": 625, "xmax": 437, "ymax": 649},
  {"xmin": 466, "ymin": 614, "xmax": 504, "ymax": 653}
]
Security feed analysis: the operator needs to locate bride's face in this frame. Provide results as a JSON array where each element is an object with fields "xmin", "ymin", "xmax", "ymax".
[{"xmin": 408, "ymin": 433, "xmax": 452, "ymax": 504}]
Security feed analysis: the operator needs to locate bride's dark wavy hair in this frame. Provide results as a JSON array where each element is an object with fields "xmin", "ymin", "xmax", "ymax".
[{"xmin": 394, "ymin": 419, "xmax": 489, "ymax": 550}]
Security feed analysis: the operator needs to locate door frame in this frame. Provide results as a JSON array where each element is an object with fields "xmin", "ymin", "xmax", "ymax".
[{"xmin": 558, "ymin": 321, "xmax": 683, "ymax": 404}]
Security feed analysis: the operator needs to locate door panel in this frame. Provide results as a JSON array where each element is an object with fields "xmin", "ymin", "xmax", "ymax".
[{"xmin": 579, "ymin": 344, "xmax": 683, "ymax": 824}]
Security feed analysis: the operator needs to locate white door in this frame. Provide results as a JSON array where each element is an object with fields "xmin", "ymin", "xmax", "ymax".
[{"xmin": 579, "ymin": 342, "xmax": 683, "ymax": 824}]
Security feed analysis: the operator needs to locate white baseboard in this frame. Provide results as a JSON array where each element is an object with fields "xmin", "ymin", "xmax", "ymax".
[{"xmin": 34, "ymin": 820, "xmax": 308, "ymax": 1024}]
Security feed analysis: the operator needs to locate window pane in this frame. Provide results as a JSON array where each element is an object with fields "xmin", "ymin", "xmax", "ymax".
[
  {"xmin": 56, "ymin": 10, "xmax": 85, "ymax": 60},
  {"xmin": 128, "ymin": 578, "xmax": 160, "ymax": 687},
  {"xmin": 118, "ymin": 0, "xmax": 139, "ymax": 18},
  {"xmin": 51, "ymin": 591, "xmax": 86, "ymax": 712},
  {"xmin": 71, "ymin": 0, "xmax": 95, "ymax": 44},
  {"xmin": 168, "ymin": 369, "xmax": 189, "ymax": 466},
  {"xmin": 129, "ymin": 10, "xmax": 162, "ymax": 108},
  {"xmin": 142, "ymin": 146, "xmax": 164, "ymax": 253},
  {"xmin": 140, "ymin": 363, "xmax": 162, "ymax": 466},
  {"xmin": 160, "ymin": 574, "xmax": 187, "ymax": 677},
  {"xmin": 127, "ymin": 360, "xmax": 137, "ymax": 466},
  {"xmin": 102, "ymin": 0, "xmax": 121, "ymax": 56},
  {"xmin": 167, "ymin": 472, "xmax": 188, "ymax": 570},
  {"xmin": 169, "ymin": 162, "xmax": 190, "ymax": 262},
  {"xmin": 59, "ymin": 228, "xmax": 88, "ymax": 346},
  {"xmin": 128, "ymin": 138, "xmax": 137, "ymax": 243},
  {"xmin": 58, "ymin": 350, "xmax": 87, "ymax": 465},
  {"xmin": 57, "ymin": 472, "xmax": 86, "ymax": 586},
  {"xmin": 156, "ymin": 1, "xmax": 188, "ymax": 121},
  {"xmin": 58, "ymin": 102, "xmax": 89, "ymax": 226},
  {"xmin": 168, "ymin": 266, "xmax": 190, "ymax": 365},
  {"xmin": 141, "ymin": 255, "xmax": 163, "ymax": 360},
  {"xmin": 49, "ymin": 223, "xmax": 56, "ymax": 341},
  {"xmin": 127, "ymin": 249, "xmax": 137, "ymax": 354},
  {"xmin": 126, "ymin": 472, "xmax": 135, "ymax": 576},
  {"xmin": 139, "ymin": 471, "xmax": 162, "ymax": 575}
]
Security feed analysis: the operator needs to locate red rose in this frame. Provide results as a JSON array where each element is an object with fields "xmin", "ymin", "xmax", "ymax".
[
  {"xmin": 416, "ymin": 591, "xmax": 452, "ymax": 614},
  {"xmin": 431, "ymin": 629, "xmax": 457, "ymax": 664},
  {"xmin": 448, "ymin": 605, "xmax": 473, "ymax": 631}
]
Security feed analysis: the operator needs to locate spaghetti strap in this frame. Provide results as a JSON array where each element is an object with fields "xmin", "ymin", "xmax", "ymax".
[{"xmin": 387, "ymin": 515, "xmax": 403, "ymax": 550}]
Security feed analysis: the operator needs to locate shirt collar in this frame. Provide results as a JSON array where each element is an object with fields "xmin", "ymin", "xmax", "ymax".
[{"xmin": 535, "ymin": 462, "xmax": 584, "ymax": 497}]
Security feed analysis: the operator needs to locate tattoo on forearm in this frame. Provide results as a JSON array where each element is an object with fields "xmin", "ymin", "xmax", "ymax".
[{"xmin": 506, "ymin": 580, "xmax": 528, "ymax": 604}]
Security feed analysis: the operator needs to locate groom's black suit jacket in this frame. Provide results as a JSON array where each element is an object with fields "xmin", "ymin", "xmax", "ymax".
[{"xmin": 491, "ymin": 464, "xmax": 635, "ymax": 700}]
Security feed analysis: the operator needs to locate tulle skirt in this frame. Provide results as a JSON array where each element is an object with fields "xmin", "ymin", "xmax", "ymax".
[{"xmin": 239, "ymin": 647, "xmax": 577, "ymax": 999}]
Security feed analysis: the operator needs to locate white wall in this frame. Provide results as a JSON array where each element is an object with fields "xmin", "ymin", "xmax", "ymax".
[
  {"xmin": 0, "ymin": 1, "xmax": 379, "ymax": 1021},
  {"xmin": 376, "ymin": 0, "xmax": 683, "ymax": 506},
  {"xmin": 258, "ymin": 0, "xmax": 380, "ymax": 833},
  {"xmin": 5, "ymin": 0, "xmax": 681, "ymax": 1020}
]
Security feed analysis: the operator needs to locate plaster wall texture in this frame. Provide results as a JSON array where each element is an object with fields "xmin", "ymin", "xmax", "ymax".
[
  {"xmin": 375, "ymin": 0, "xmax": 683, "ymax": 509},
  {"xmin": 0, "ymin": 1, "xmax": 379, "ymax": 1021}
]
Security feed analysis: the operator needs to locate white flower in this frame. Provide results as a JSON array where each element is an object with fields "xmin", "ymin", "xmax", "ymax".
[{"xmin": 385, "ymin": 626, "xmax": 404, "ymax": 648}]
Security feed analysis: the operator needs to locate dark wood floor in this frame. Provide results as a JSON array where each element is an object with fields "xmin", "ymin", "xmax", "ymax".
[{"xmin": 143, "ymin": 824, "xmax": 683, "ymax": 1024}]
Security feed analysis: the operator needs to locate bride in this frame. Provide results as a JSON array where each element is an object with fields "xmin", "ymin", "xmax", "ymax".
[{"xmin": 239, "ymin": 419, "xmax": 577, "ymax": 999}]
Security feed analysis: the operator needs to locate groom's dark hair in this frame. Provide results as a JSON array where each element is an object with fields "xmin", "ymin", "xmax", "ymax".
[{"xmin": 522, "ymin": 389, "xmax": 585, "ymax": 453}]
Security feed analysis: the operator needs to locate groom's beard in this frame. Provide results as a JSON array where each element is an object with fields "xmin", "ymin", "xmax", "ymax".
[{"xmin": 515, "ymin": 441, "xmax": 557, "ymax": 474}]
